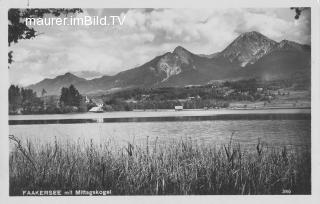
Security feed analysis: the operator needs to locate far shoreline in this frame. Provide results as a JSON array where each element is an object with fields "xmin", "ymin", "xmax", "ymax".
[{"xmin": 9, "ymin": 107, "xmax": 311, "ymax": 121}]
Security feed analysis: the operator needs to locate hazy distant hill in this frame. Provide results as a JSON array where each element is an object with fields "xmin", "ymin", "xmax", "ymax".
[
  {"xmin": 27, "ymin": 72, "xmax": 86, "ymax": 95},
  {"xmin": 27, "ymin": 31, "xmax": 311, "ymax": 96}
]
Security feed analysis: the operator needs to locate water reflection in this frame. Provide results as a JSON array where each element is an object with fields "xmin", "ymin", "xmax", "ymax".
[{"xmin": 9, "ymin": 113, "xmax": 311, "ymax": 125}]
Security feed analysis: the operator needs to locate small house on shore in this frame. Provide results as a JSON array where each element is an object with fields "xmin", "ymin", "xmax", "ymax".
[
  {"xmin": 89, "ymin": 106, "xmax": 104, "ymax": 113},
  {"xmin": 175, "ymin": 106, "xmax": 183, "ymax": 111},
  {"xmin": 89, "ymin": 98, "xmax": 104, "ymax": 113}
]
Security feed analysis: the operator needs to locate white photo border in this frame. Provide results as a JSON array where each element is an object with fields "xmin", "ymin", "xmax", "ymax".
[{"xmin": 0, "ymin": 0, "xmax": 319, "ymax": 204}]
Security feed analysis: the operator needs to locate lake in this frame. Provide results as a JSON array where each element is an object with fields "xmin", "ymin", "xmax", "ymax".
[{"xmin": 9, "ymin": 109, "xmax": 311, "ymax": 151}]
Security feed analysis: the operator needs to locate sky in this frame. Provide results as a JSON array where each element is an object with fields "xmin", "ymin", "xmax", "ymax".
[{"xmin": 9, "ymin": 8, "xmax": 311, "ymax": 86}]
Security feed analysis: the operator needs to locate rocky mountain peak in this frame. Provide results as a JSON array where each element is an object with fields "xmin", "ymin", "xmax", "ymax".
[
  {"xmin": 277, "ymin": 40, "xmax": 308, "ymax": 51},
  {"xmin": 61, "ymin": 72, "xmax": 78, "ymax": 78},
  {"xmin": 56, "ymin": 72, "xmax": 76, "ymax": 79},
  {"xmin": 151, "ymin": 46, "xmax": 196, "ymax": 82},
  {"xmin": 279, "ymin": 40, "xmax": 298, "ymax": 47},
  {"xmin": 239, "ymin": 31, "xmax": 266, "ymax": 39},
  {"xmin": 221, "ymin": 31, "xmax": 277, "ymax": 67},
  {"xmin": 173, "ymin": 46, "xmax": 188, "ymax": 54},
  {"xmin": 54, "ymin": 72, "xmax": 85, "ymax": 83},
  {"xmin": 156, "ymin": 53, "xmax": 182, "ymax": 82},
  {"xmin": 173, "ymin": 46, "xmax": 192, "ymax": 64},
  {"xmin": 64, "ymin": 72, "xmax": 73, "ymax": 76}
]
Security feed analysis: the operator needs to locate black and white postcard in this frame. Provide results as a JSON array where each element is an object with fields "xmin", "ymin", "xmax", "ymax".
[{"xmin": 1, "ymin": 0, "xmax": 320, "ymax": 203}]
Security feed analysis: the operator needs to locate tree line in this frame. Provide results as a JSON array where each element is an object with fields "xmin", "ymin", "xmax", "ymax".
[
  {"xmin": 8, "ymin": 84, "xmax": 91, "ymax": 114},
  {"xmin": 9, "ymin": 78, "xmax": 285, "ymax": 114},
  {"xmin": 8, "ymin": 85, "xmax": 43, "ymax": 114}
]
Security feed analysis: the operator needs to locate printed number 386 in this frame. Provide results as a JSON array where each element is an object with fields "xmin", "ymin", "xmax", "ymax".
[{"xmin": 282, "ymin": 189, "xmax": 291, "ymax": 194}]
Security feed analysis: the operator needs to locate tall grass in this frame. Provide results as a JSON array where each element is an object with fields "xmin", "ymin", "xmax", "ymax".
[{"xmin": 9, "ymin": 134, "xmax": 311, "ymax": 195}]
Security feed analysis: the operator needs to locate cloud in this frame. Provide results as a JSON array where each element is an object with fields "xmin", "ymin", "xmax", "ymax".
[{"xmin": 9, "ymin": 8, "xmax": 311, "ymax": 86}]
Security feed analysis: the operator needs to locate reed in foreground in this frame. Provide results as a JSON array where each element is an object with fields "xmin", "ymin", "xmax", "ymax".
[{"xmin": 9, "ymin": 135, "xmax": 311, "ymax": 195}]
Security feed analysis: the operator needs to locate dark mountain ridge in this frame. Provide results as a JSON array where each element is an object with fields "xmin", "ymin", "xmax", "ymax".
[{"xmin": 27, "ymin": 31, "xmax": 311, "ymax": 96}]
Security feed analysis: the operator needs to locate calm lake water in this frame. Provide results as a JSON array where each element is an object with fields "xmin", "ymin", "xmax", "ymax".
[{"xmin": 9, "ymin": 109, "xmax": 311, "ymax": 151}]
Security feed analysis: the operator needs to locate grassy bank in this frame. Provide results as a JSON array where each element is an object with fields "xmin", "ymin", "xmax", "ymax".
[{"xmin": 9, "ymin": 135, "xmax": 311, "ymax": 195}]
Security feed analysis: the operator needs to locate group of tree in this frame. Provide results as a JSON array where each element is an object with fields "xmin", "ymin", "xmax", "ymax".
[
  {"xmin": 103, "ymin": 97, "xmax": 229, "ymax": 111},
  {"xmin": 99, "ymin": 78, "xmax": 299, "ymax": 110},
  {"xmin": 58, "ymin": 85, "xmax": 90, "ymax": 113},
  {"xmin": 59, "ymin": 85, "xmax": 82, "ymax": 107},
  {"xmin": 9, "ymin": 84, "xmax": 88, "ymax": 114},
  {"xmin": 129, "ymin": 99, "xmax": 229, "ymax": 110},
  {"xmin": 8, "ymin": 85, "xmax": 43, "ymax": 114},
  {"xmin": 223, "ymin": 79, "xmax": 258, "ymax": 92},
  {"xmin": 10, "ymin": 77, "xmax": 297, "ymax": 114},
  {"xmin": 101, "ymin": 78, "xmax": 268, "ymax": 106}
]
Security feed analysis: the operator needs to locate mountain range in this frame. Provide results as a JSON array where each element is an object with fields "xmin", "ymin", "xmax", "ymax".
[{"xmin": 27, "ymin": 31, "xmax": 311, "ymax": 96}]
